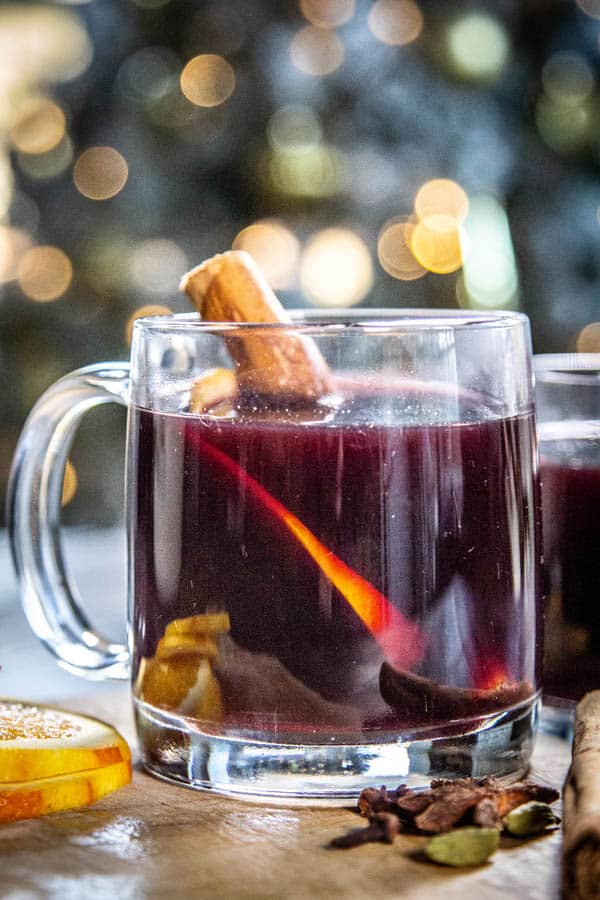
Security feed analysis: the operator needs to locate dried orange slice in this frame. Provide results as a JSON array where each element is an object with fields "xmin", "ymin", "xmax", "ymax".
[
  {"xmin": 164, "ymin": 612, "xmax": 230, "ymax": 637},
  {"xmin": 0, "ymin": 759, "xmax": 132, "ymax": 824},
  {"xmin": 0, "ymin": 700, "xmax": 131, "ymax": 784},
  {"xmin": 155, "ymin": 633, "xmax": 219, "ymax": 660}
]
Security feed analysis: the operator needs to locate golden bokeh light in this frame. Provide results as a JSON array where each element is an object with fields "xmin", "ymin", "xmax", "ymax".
[
  {"xmin": 377, "ymin": 218, "xmax": 426, "ymax": 281},
  {"xmin": 368, "ymin": 0, "xmax": 424, "ymax": 47},
  {"xmin": 0, "ymin": 226, "xmax": 32, "ymax": 284},
  {"xmin": 410, "ymin": 214, "xmax": 464, "ymax": 275},
  {"xmin": 267, "ymin": 144, "xmax": 345, "ymax": 199},
  {"xmin": 300, "ymin": 0, "xmax": 355, "ymax": 29},
  {"xmin": 128, "ymin": 239, "xmax": 188, "ymax": 296},
  {"xmin": 576, "ymin": 322, "xmax": 600, "ymax": 352},
  {"xmin": 289, "ymin": 26, "xmax": 345, "ymax": 76},
  {"xmin": 414, "ymin": 178, "xmax": 469, "ymax": 223},
  {"xmin": 542, "ymin": 52, "xmax": 594, "ymax": 106},
  {"xmin": 233, "ymin": 219, "xmax": 300, "ymax": 289},
  {"xmin": 17, "ymin": 245, "xmax": 73, "ymax": 302},
  {"xmin": 73, "ymin": 146, "xmax": 128, "ymax": 200},
  {"xmin": 125, "ymin": 305, "xmax": 174, "ymax": 346},
  {"xmin": 61, "ymin": 459, "xmax": 78, "ymax": 507},
  {"xmin": 300, "ymin": 228, "xmax": 373, "ymax": 306},
  {"xmin": 180, "ymin": 54, "xmax": 235, "ymax": 108},
  {"xmin": 577, "ymin": 0, "xmax": 600, "ymax": 19},
  {"xmin": 10, "ymin": 97, "xmax": 66, "ymax": 155}
]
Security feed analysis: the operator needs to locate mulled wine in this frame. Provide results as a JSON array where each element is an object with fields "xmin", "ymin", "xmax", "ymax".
[{"xmin": 130, "ymin": 391, "xmax": 540, "ymax": 744}]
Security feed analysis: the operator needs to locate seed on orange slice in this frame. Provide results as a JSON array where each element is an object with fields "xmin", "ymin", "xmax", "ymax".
[
  {"xmin": 164, "ymin": 612, "xmax": 230, "ymax": 637},
  {"xmin": 0, "ymin": 759, "xmax": 132, "ymax": 824},
  {"xmin": 0, "ymin": 700, "xmax": 131, "ymax": 784}
]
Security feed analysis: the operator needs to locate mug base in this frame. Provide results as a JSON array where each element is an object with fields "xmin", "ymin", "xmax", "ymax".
[{"xmin": 134, "ymin": 694, "xmax": 540, "ymax": 804}]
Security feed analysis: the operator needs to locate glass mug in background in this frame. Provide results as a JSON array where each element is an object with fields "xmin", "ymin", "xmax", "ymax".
[
  {"xmin": 8, "ymin": 311, "xmax": 541, "ymax": 801},
  {"xmin": 536, "ymin": 354, "xmax": 600, "ymax": 701}
]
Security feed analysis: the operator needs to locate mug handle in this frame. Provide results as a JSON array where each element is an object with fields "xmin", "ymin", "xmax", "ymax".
[{"xmin": 7, "ymin": 362, "xmax": 131, "ymax": 680}]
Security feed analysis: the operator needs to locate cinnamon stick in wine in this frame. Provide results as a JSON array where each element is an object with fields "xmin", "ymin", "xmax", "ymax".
[
  {"xmin": 563, "ymin": 691, "xmax": 600, "ymax": 899},
  {"xmin": 180, "ymin": 250, "xmax": 332, "ymax": 402}
]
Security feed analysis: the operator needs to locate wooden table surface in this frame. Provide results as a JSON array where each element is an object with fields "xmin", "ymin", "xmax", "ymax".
[{"xmin": 0, "ymin": 529, "xmax": 572, "ymax": 900}]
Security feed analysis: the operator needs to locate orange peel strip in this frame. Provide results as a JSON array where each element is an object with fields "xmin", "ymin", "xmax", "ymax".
[{"xmin": 190, "ymin": 433, "xmax": 427, "ymax": 669}]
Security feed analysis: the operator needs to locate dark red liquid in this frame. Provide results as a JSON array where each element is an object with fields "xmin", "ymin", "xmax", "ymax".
[
  {"xmin": 541, "ymin": 453, "xmax": 600, "ymax": 698},
  {"xmin": 130, "ymin": 400, "xmax": 540, "ymax": 739}
]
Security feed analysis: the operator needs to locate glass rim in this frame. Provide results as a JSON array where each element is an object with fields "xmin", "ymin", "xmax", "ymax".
[
  {"xmin": 132, "ymin": 308, "xmax": 528, "ymax": 336},
  {"xmin": 534, "ymin": 353, "xmax": 600, "ymax": 385}
]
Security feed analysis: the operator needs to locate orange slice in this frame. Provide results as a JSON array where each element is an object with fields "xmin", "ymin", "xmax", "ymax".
[
  {"xmin": 155, "ymin": 633, "xmax": 219, "ymax": 661},
  {"xmin": 0, "ymin": 700, "xmax": 131, "ymax": 784},
  {"xmin": 0, "ymin": 759, "xmax": 132, "ymax": 824},
  {"xmin": 164, "ymin": 613, "xmax": 230, "ymax": 637}
]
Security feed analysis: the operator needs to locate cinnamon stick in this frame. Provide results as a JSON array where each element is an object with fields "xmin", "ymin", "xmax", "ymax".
[
  {"xmin": 180, "ymin": 250, "xmax": 332, "ymax": 403},
  {"xmin": 563, "ymin": 691, "xmax": 600, "ymax": 899},
  {"xmin": 379, "ymin": 661, "xmax": 533, "ymax": 723}
]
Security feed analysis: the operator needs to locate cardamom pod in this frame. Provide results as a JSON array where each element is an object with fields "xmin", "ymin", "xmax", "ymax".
[
  {"xmin": 502, "ymin": 801, "xmax": 560, "ymax": 836},
  {"xmin": 425, "ymin": 827, "xmax": 500, "ymax": 867}
]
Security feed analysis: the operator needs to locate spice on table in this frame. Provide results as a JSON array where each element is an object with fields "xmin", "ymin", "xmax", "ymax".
[
  {"xmin": 562, "ymin": 690, "xmax": 600, "ymax": 900},
  {"xmin": 425, "ymin": 826, "xmax": 500, "ymax": 867},
  {"xmin": 502, "ymin": 802, "xmax": 560, "ymax": 837},
  {"xmin": 330, "ymin": 777, "xmax": 560, "ymax": 860}
]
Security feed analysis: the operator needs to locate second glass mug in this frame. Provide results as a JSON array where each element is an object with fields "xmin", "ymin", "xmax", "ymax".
[{"xmin": 8, "ymin": 310, "xmax": 541, "ymax": 801}]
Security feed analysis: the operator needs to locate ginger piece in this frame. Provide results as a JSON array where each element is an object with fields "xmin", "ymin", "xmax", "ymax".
[{"xmin": 180, "ymin": 250, "xmax": 332, "ymax": 403}]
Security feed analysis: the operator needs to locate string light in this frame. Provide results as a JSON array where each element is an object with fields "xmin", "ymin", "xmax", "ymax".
[
  {"xmin": 410, "ymin": 214, "xmax": 464, "ymax": 275},
  {"xmin": 17, "ymin": 246, "xmax": 73, "ymax": 302},
  {"xmin": 414, "ymin": 178, "xmax": 469, "ymax": 223},
  {"xmin": 125, "ymin": 305, "xmax": 173, "ymax": 345},
  {"xmin": 300, "ymin": 228, "xmax": 373, "ymax": 306},
  {"xmin": 233, "ymin": 220, "xmax": 300, "ymax": 289},
  {"xmin": 457, "ymin": 195, "xmax": 518, "ymax": 309},
  {"xmin": 368, "ymin": 0, "xmax": 424, "ymax": 47},
  {"xmin": 267, "ymin": 105, "xmax": 322, "ymax": 151},
  {"xmin": 289, "ymin": 26, "xmax": 345, "ymax": 76},
  {"xmin": 542, "ymin": 52, "xmax": 594, "ymax": 106},
  {"xmin": 299, "ymin": 0, "xmax": 355, "ymax": 29},
  {"xmin": 17, "ymin": 136, "xmax": 73, "ymax": 181},
  {"xmin": 446, "ymin": 11, "xmax": 509, "ymax": 82},
  {"xmin": 73, "ymin": 146, "xmax": 128, "ymax": 200},
  {"xmin": 180, "ymin": 55, "xmax": 235, "ymax": 107}
]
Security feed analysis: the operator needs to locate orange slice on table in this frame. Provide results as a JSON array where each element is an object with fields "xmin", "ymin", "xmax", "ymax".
[
  {"xmin": 0, "ymin": 760, "xmax": 131, "ymax": 824},
  {"xmin": 0, "ymin": 700, "xmax": 131, "ymax": 784}
]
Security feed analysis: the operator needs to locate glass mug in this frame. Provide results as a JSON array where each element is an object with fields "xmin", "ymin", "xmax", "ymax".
[
  {"xmin": 8, "ymin": 310, "xmax": 541, "ymax": 801},
  {"xmin": 536, "ymin": 354, "xmax": 600, "ymax": 701}
]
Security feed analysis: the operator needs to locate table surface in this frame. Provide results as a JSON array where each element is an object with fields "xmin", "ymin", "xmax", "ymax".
[{"xmin": 0, "ymin": 529, "xmax": 572, "ymax": 900}]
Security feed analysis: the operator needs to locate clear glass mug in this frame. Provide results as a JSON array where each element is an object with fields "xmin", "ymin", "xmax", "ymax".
[
  {"xmin": 8, "ymin": 310, "xmax": 541, "ymax": 802},
  {"xmin": 536, "ymin": 354, "xmax": 600, "ymax": 701}
]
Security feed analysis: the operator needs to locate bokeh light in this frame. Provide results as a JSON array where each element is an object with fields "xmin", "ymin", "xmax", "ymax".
[
  {"xmin": 179, "ymin": 54, "xmax": 235, "ymax": 107},
  {"xmin": 300, "ymin": 0, "xmax": 355, "ymax": 29},
  {"xmin": 0, "ymin": 227, "xmax": 32, "ymax": 285},
  {"xmin": 73, "ymin": 147, "xmax": 129, "ymax": 200},
  {"xmin": 61, "ymin": 459, "xmax": 78, "ymax": 507},
  {"xmin": 576, "ymin": 322, "xmax": 600, "ymax": 351},
  {"xmin": 9, "ymin": 98, "xmax": 66, "ymax": 155},
  {"xmin": 300, "ymin": 228, "xmax": 373, "ymax": 306},
  {"xmin": 17, "ymin": 246, "xmax": 73, "ymax": 302},
  {"xmin": 536, "ymin": 95, "xmax": 590, "ymax": 154},
  {"xmin": 457, "ymin": 195, "xmax": 518, "ymax": 309},
  {"xmin": 542, "ymin": 53, "xmax": 594, "ymax": 106},
  {"xmin": 577, "ymin": 0, "xmax": 600, "ymax": 19},
  {"xmin": 125, "ymin": 305, "xmax": 174, "ymax": 345},
  {"xmin": 410, "ymin": 214, "xmax": 464, "ymax": 275},
  {"xmin": 447, "ymin": 11, "xmax": 509, "ymax": 82},
  {"xmin": 368, "ymin": 0, "xmax": 424, "ymax": 47},
  {"xmin": 267, "ymin": 104, "xmax": 322, "ymax": 151},
  {"xmin": 377, "ymin": 217, "xmax": 426, "ymax": 281},
  {"xmin": 414, "ymin": 178, "xmax": 469, "ymax": 223},
  {"xmin": 17, "ymin": 135, "xmax": 73, "ymax": 181},
  {"xmin": 267, "ymin": 144, "xmax": 345, "ymax": 199},
  {"xmin": 232, "ymin": 219, "xmax": 300, "ymax": 289},
  {"xmin": 289, "ymin": 26, "xmax": 345, "ymax": 76},
  {"xmin": 116, "ymin": 46, "xmax": 180, "ymax": 106},
  {"xmin": 128, "ymin": 240, "xmax": 188, "ymax": 296}
]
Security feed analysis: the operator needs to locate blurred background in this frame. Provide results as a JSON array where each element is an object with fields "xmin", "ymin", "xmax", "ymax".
[{"xmin": 1, "ymin": 0, "xmax": 600, "ymax": 525}]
